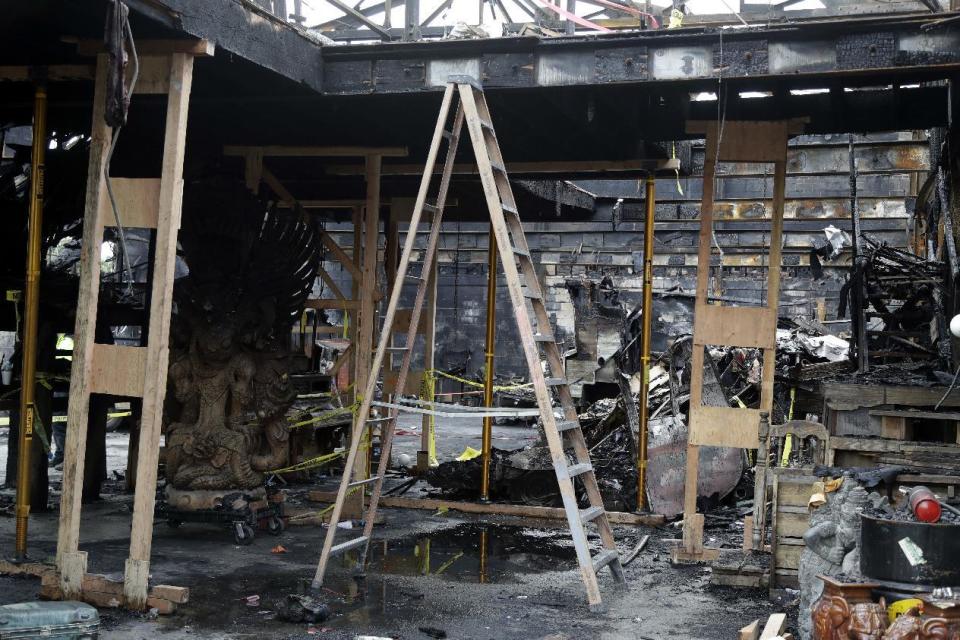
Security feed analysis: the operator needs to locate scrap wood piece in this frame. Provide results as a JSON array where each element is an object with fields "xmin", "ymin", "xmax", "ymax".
[
  {"xmin": 759, "ymin": 613, "xmax": 787, "ymax": 639},
  {"xmin": 38, "ymin": 572, "xmax": 188, "ymax": 613},
  {"xmin": 739, "ymin": 620, "xmax": 760, "ymax": 640},
  {"xmin": 622, "ymin": 534, "xmax": 650, "ymax": 566},
  {"xmin": 305, "ymin": 491, "xmax": 665, "ymax": 525},
  {"xmin": 0, "ymin": 559, "xmax": 55, "ymax": 578}
]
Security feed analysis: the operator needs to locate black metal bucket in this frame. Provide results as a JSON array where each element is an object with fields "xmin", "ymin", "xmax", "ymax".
[{"xmin": 860, "ymin": 514, "xmax": 960, "ymax": 590}]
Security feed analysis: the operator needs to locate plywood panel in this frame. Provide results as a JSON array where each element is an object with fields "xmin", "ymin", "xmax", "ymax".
[
  {"xmin": 693, "ymin": 305, "xmax": 776, "ymax": 349},
  {"xmin": 689, "ymin": 405, "xmax": 760, "ymax": 449},
  {"xmin": 89, "ymin": 344, "xmax": 145, "ymax": 397},
  {"xmin": 97, "ymin": 178, "xmax": 160, "ymax": 229}
]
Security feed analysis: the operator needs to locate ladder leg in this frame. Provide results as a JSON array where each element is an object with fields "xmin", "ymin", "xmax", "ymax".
[
  {"xmin": 312, "ymin": 84, "xmax": 462, "ymax": 588},
  {"xmin": 457, "ymin": 82, "xmax": 624, "ymax": 610},
  {"xmin": 358, "ymin": 106, "xmax": 466, "ymax": 567}
]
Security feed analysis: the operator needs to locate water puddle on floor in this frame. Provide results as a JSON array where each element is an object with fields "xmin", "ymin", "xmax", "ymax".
[
  {"xmin": 340, "ymin": 522, "xmax": 579, "ymax": 584},
  {"xmin": 168, "ymin": 523, "xmax": 583, "ymax": 635}
]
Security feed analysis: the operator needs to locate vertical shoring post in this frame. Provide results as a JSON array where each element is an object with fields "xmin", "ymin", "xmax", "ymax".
[
  {"xmin": 636, "ymin": 174, "xmax": 654, "ymax": 511},
  {"xmin": 849, "ymin": 134, "xmax": 868, "ymax": 372},
  {"xmin": 480, "ymin": 223, "xmax": 497, "ymax": 502},
  {"xmin": 14, "ymin": 83, "xmax": 47, "ymax": 560}
]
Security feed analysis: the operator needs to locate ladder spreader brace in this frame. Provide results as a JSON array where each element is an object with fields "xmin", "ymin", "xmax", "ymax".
[{"xmin": 310, "ymin": 76, "xmax": 627, "ymax": 612}]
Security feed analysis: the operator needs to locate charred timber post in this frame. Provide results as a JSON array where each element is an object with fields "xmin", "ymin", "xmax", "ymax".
[
  {"xmin": 15, "ymin": 84, "xmax": 46, "ymax": 560},
  {"xmin": 480, "ymin": 224, "xmax": 497, "ymax": 502},
  {"xmin": 849, "ymin": 134, "xmax": 869, "ymax": 373},
  {"xmin": 637, "ymin": 174, "xmax": 655, "ymax": 511}
]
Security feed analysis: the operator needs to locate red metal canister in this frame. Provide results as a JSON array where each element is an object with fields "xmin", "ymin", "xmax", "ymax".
[{"xmin": 908, "ymin": 486, "xmax": 942, "ymax": 523}]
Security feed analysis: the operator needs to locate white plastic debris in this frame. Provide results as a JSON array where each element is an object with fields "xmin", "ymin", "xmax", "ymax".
[{"xmin": 823, "ymin": 225, "xmax": 851, "ymax": 259}]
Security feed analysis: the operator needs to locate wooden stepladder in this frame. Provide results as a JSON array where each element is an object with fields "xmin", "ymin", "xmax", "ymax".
[
  {"xmin": 673, "ymin": 119, "xmax": 803, "ymax": 564},
  {"xmin": 312, "ymin": 77, "xmax": 626, "ymax": 611}
]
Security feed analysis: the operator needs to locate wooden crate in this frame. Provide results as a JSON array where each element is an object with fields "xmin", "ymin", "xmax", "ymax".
[{"xmin": 769, "ymin": 469, "xmax": 813, "ymax": 591}]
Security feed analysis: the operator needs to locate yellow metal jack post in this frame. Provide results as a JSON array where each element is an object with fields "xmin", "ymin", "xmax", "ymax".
[
  {"xmin": 15, "ymin": 84, "xmax": 47, "ymax": 560},
  {"xmin": 636, "ymin": 175, "xmax": 655, "ymax": 512},
  {"xmin": 480, "ymin": 224, "xmax": 497, "ymax": 502}
]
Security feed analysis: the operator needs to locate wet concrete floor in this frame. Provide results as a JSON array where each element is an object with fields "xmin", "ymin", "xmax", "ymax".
[{"xmin": 0, "ymin": 420, "xmax": 783, "ymax": 638}]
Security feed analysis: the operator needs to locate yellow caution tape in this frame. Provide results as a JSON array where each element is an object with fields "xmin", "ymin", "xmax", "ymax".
[
  {"xmin": 455, "ymin": 446, "xmax": 482, "ymax": 462},
  {"xmin": 287, "ymin": 405, "xmax": 356, "ymax": 429},
  {"xmin": 267, "ymin": 449, "xmax": 347, "ymax": 474},
  {"xmin": 428, "ymin": 369, "xmax": 533, "ymax": 392},
  {"xmin": 288, "ymin": 487, "xmax": 362, "ymax": 521}
]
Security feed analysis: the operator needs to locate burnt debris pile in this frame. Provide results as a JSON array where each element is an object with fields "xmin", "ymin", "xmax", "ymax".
[{"xmin": 842, "ymin": 235, "xmax": 950, "ymax": 367}]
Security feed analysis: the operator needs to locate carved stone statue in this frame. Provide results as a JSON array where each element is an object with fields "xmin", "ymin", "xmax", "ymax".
[
  {"xmin": 799, "ymin": 481, "xmax": 872, "ymax": 640},
  {"xmin": 162, "ymin": 178, "xmax": 319, "ymax": 497}
]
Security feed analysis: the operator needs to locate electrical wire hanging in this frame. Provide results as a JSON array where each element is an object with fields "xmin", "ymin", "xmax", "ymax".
[{"xmin": 103, "ymin": 6, "xmax": 139, "ymax": 300}]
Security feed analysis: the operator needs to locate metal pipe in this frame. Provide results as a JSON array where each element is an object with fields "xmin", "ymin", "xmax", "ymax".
[
  {"xmin": 636, "ymin": 174, "xmax": 654, "ymax": 511},
  {"xmin": 480, "ymin": 224, "xmax": 497, "ymax": 502},
  {"xmin": 15, "ymin": 84, "xmax": 47, "ymax": 560}
]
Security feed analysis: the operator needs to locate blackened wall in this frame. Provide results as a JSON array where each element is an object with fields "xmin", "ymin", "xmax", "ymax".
[{"xmin": 317, "ymin": 132, "xmax": 924, "ymax": 389}]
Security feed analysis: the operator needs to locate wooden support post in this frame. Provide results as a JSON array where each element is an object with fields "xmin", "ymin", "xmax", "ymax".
[
  {"xmin": 346, "ymin": 157, "xmax": 381, "ymax": 516},
  {"xmin": 56, "ymin": 55, "xmax": 110, "ymax": 598},
  {"xmin": 675, "ymin": 119, "xmax": 795, "ymax": 565},
  {"xmin": 123, "ymin": 53, "xmax": 194, "ymax": 610}
]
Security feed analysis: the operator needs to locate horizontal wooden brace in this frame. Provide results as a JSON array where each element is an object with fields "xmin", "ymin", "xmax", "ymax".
[
  {"xmin": 224, "ymin": 145, "xmax": 408, "ymax": 158},
  {"xmin": 76, "ymin": 38, "xmax": 215, "ymax": 57},
  {"xmin": 689, "ymin": 405, "xmax": 760, "ymax": 449},
  {"xmin": 97, "ymin": 178, "xmax": 160, "ymax": 229},
  {"xmin": 305, "ymin": 299, "xmax": 359, "ymax": 310},
  {"xmin": 0, "ymin": 65, "xmax": 94, "ymax": 82},
  {"xmin": 693, "ymin": 305, "xmax": 777, "ymax": 350},
  {"xmin": 325, "ymin": 158, "xmax": 680, "ymax": 177},
  {"xmin": 306, "ymin": 492, "xmax": 666, "ymax": 526},
  {"xmin": 89, "ymin": 344, "xmax": 146, "ymax": 397}
]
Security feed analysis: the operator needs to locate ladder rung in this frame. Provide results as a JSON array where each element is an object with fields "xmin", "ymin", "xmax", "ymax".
[
  {"xmin": 563, "ymin": 462, "xmax": 593, "ymax": 479},
  {"xmin": 405, "ymin": 274, "xmax": 425, "ymax": 282},
  {"xmin": 501, "ymin": 203, "xmax": 518, "ymax": 216},
  {"xmin": 348, "ymin": 476, "xmax": 382, "ymax": 489},
  {"xmin": 580, "ymin": 506, "xmax": 604, "ymax": 524},
  {"xmin": 423, "ymin": 202, "xmax": 438, "ymax": 214},
  {"xmin": 533, "ymin": 333, "xmax": 555, "ymax": 343},
  {"xmin": 555, "ymin": 420, "xmax": 579, "ymax": 433},
  {"xmin": 511, "ymin": 245, "xmax": 531, "ymax": 258},
  {"xmin": 490, "ymin": 159, "xmax": 507, "ymax": 174},
  {"xmin": 329, "ymin": 535, "xmax": 370, "ymax": 556},
  {"xmin": 441, "ymin": 129, "xmax": 457, "ymax": 140},
  {"xmin": 544, "ymin": 377, "xmax": 566, "ymax": 386},
  {"xmin": 592, "ymin": 549, "xmax": 619, "ymax": 573},
  {"xmin": 382, "ymin": 346, "xmax": 408, "ymax": 352},
  {"xmin": 365, "ymin": 416, "xmax": 393, "ymax": 424},
  {"xmin": 479, "ymin": 118, "xmax": 495, "ymax": 132}
]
